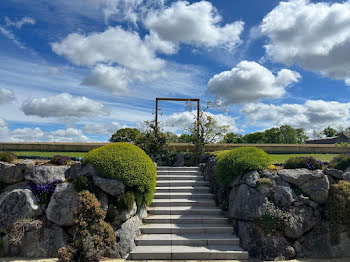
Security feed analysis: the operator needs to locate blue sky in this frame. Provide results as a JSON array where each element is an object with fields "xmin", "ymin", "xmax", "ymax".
[{"xmin": 1, "ymin": 0, "xmax": 350, "ymax": 142}]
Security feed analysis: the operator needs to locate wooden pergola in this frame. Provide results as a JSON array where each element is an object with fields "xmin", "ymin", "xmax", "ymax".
[{"xmin": 155, "ymin": 98, "xmax": 200, "ymax": 137}]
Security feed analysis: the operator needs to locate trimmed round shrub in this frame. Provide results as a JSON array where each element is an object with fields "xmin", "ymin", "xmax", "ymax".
[
  {"xmin": 284, "ymin": 156, "xmax": 323, "ymax": 170},
  {"xmin": 329, "ymin": 154, "xmax": 350, "ymax": 171},
  {"xmin": 84, "ymin": 143, "xmax": 156, "ymax": 206},
  {"xmin": 0, "ymin": 151, "xmax": 17, "ymax": 163},
  {"xmin": 216, "ymin": 147, "xmax": 271, "ymax": 187}
]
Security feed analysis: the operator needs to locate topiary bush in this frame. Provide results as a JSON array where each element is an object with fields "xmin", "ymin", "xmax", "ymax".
[
  {"xmin": 216, "ymin": 147, "xmax": 271, "ymax": 187},
  {"xmin": 49, "ymin": 155, "xmax": 71, "ymax": 165},
  {"xmin": 284, "ymin": 156, "xmax": 323, "ymax": 170},
  {"xmin": 84, "ymin": 143, "xmax": 156, "ymax": 206},
  {"xmin": 329, "ymin": 154, "xmax": 350, "ymax": 171},
  {"xmin": 0, "ymin": 151, "xmax": 17, "ymax": 163}
]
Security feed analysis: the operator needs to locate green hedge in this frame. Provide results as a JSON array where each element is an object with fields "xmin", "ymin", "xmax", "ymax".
[
  {"xmin": 216, "ymin": 147, "xmax": 271, "ymax": 187},
  {"xmin": 84, "ymin": 143, "xmax": 156, "ymax": 206}
]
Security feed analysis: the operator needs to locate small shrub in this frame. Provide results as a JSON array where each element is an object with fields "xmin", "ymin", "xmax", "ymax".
[
  {"xmin": 159, "ymin": 150, "xmax": 177, "ymax": 166},
  {"xmin": 58, "ymin": 190, "xmax": 115, "ymax": 262},
  {"xmin": 114, "ymin": 191, "xmax": 135, "ymax": 211},
  {"xmin": 0, "ymin": 151, "xmax": 17, "ymax": 163},
  {"xmin": 29, "ymin": 180, "xmax": 60, "ymax": 205},
  {"xmin": 256, "ymin": 201, "xmax": 292, "ymax": 233},
  {"xmin": 329, "ymin": 154, "xmax": 350, "ymax": 171},
  {"xmin": 284, "ymin": 156, "xmax": 323, "ymax": 170},
  {"xmin": 134, "ymin": 191, "xmax": 144, "ymax": 208},
  {"xmin": 216, "ymin": 147, "xmax": 271, "ymax": 187},
  {"xmin": 268, "ymin": 164, "xmax": 277, "ymax": 171},
  {"xmin": 72, "ymin": 176, "xmax": 98, "ymax": 194},
  {"xmin": 49, "ymin": 155, "xmax": 71, "ymax": 165},
  {"xmin": 257, "ymin": 178, "xmax": 273, "ymax": 187},
  {"xmin": 84, "ymin": 143, "xmax": 156, "ymax": 206}
]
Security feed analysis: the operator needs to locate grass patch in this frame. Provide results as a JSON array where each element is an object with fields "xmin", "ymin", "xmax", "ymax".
[{"xmin": 10, "ymin": 151, "xmax": 87, "ymax": 158}]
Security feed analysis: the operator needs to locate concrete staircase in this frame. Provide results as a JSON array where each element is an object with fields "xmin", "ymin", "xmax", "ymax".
[{"xmin": 129, "ymin": 166, "xmax": 249, "ymax": 260}]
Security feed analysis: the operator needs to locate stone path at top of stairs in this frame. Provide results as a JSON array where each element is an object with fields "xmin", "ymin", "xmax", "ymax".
[{"xmin": 129, "ymin": 167, "xmax": 249, "ymax": 260}]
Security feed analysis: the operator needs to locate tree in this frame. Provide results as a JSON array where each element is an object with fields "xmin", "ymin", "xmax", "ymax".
[
  {"xmin": 178, "ymin": 133, "xmax": 196, "ymax": 143},
  {"xmin": 280, "ymin": 125, "xmax": 298, "ymax": 144},
  {"xmin": 243, "ymin": 132, "xmax": 265, "ymax": 143},
  {"xmin": 109, "ymin": 128, "xmax": 140, "ymax": 143},
  {"xmin": 165, "ymin": 132, "xmax": 179, "ymax": 143},
  {"xmin": 323, "ymin": 126, "xmax": 338, "ymax": 137},
  {"xmin": 222, "ymin": 133, "xmax": 244, "ymax": 144},
  {"xmin": 296, "ymin": 128, "xmax": 308, "ymax": 143},
  {"xmin": 263, "ymin": 127, "xmax": 282, "ymax": 143}
]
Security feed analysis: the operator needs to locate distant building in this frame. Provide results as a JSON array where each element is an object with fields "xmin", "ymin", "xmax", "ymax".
[{"xmin": 306, "ymin": 131, "xmax": 350, "ymax": 144}]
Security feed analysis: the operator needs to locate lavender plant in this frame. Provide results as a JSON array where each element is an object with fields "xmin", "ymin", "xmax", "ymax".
[
  {"xmin": 284, "ymin": 156, "xmax": 323, "ymax": 170},
  {"xmin": 29, "ymin": 180, "xmax": 60, "ymax": 204},
  {"xmin": 256, "ymin": 201, "xmax": 292, "ymax": 233},
  {"xmin": 49, "ymin": 155, "xmax": 71, "ymax": 165}
]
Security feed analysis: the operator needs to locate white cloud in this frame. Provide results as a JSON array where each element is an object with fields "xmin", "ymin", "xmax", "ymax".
[
  {"xmin": 47, "ymin": 128, "xmax": 90, "ymax": 142},
  {"xmin": 144, "ymin": 0, "xmax": 244, "ymax": 51},
  {"xmin": 83, "ymin": 122, "xmax": 125, "ymax": 135},
  {"xmin": 0, "ymin": 26, "xmax": 25, "ymax": 49},
  {"xmin": 260, "ymin": 0, "xmax": 350, "ymax": 84},
  {"xmin": 52, "ymin": 26, "xmax": 164, "ymax": 72},
  {"xmin": 207, "ymin": 61, "xmax": 301, "ymax": 104},
  {"xmin": 241, "ymin": 100, "xmax": 350, "ymax": 132},
  {"xmin": 10, "ymin": 128, "xmax": 44, "ymax": 142},
  {"xmin": 5, "ymin": 17, "xmax": 36, "ymax": 28},
  {"xmin": 0, "ymin": 88, "xmax": 15, "ymax": 104},
  {"xmin": 21, "ymin": 93, "xmax": 109, "ymax": 118}
]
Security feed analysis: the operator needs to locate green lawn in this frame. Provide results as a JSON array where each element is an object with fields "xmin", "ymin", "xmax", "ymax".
[
  {"xmin": 269, "ymin": 154, "xmax": 338, "ymax": 164},
  {"xmin": 11, "ymin": 151, "xmax": 87, "ymax": 158}
]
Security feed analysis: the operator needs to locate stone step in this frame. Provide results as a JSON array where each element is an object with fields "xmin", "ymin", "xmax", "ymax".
[
  {"xmin": 148, "ymin": 207, "xmax": 223, "ymax": 216},
  {"xmin": 154, "ymin": 192, "xmax": 213, "ymax": 199},
  {"xmin": 157, "ymin": 170, "xmax": 201, "ymax": 176},
  {"xmin": 156, "ymin": 180, "xmax": 209, "ymax": 187},
  {"xmin": 150, "ymin": 199, "xmax": 216, "ymax": 207},
  {"xmin": 157, "ymin": 175, "xmax": 203, "ymax": 181},
  {"xmin": 140, "ymin": 223, "xmax": 233, "ymax": 234},
  {"xmin": 155, "ymin": 186, "xmax": 210, "ymax": 193},
  {"xmin": 135, "ymin": 233, "xmax": 240, "ymax": 246},
  {"xmin": 130, "ymin": 245, "xmax": 249, "ymax": 260},
  {"xmin": 144, "ymin": 215, "xmax": 228, "ymax": 224},
  {"xmin": 157, "ymin": 167, "xmax": 200, "ymax": 171}
]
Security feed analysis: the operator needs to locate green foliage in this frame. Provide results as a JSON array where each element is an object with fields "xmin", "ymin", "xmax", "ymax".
[
  {"xmin": 216, "ymin": 147, "xmax": 271, "ymax": 187},
  {"xmin": 114, "ymin": 191, "xmax": 135, "ymax": 211},
  {"xmin": 325, "ymin": 181, "xmax": 350, "ymax": 227},
  {"xmin": 72, "ymin": 176, "xmax": 99, "ymax": 194},
  {"xmin": 0, "ymin": 151, "xmax": 17, "ymax": 163},
  {"xmin": 341, "ymin": 142, "xmax": 349, "ymax": 148},
  {"xmin": 242, "ymin": 132, "xmax": 265, "ymax": 144},
  {"xmin": 165, "ymin": 132, "xmax": 180, "ymax": 143},
  {"xmin": 134, "ymin": 191, "xmax": 144, "ymax": 208},
  {"xmin": 323, "ymin": 126, "xmax": 338, "ymax": 137},
  {"xmin": 178, "ymin": 133, "xmax": 196, "ymax": 143},
  {"xmin": 222, "ymin": 133, "xmax": 244, "ymax": 144},
  {"xmin": 329, "ymin": 154, "xmax": 350, "ymax": 171},
  {"xmin": 284, "ymin": 156, "xmax": 323, "ymax": 170},
  {"xmin": 159, "ymin": 150, "xmax": 178, "ymax": 166},
  {"xmin": 58, "ymin": 191, "xmax": 115, "ymax": 262},
  {"xmin": 256, "ymin": 202, "xmax": 292, "ymax": 233},
  {"xmin": 109, "ymin": 128, "xmax": 140, "ymax": 143},
  {"xmin": 49, "ymin": 155, "xmax": 71, "ymax": 165},
  {"xmin": 257, "ymin": 178, "xmax": 273, "ymax": 187},
  {"xmin": 84, "ymin": 143, "xmax": 156, "ymax": 206}
]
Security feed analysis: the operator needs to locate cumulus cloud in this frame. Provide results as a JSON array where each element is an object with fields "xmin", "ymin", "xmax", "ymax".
[
  {"xmin": 207, "ymin": 61, "xmax": 301, "ymax": 104},
  {"xmin": 10, "ymin": 128, "xmax": 44, "ymax": 142},
  {"xmin": 144, "ymin": 0, "xmax": 244, "ymax": 51},
  {"xmin": 47, "ymin": 128, "xmax": 90, "ymax": 142},
  {"xmin": 52, "ymin": 26, "xmax": 164, "ymax": 72},
  {"xmin": 21, "ymin": 93, "xmax": 109, "ymax": 118},
  {"xmin": 0, "ymin": 88, "xmax": 15, "ymax": 104},
  {"xmin": 5, "ymin": 17, "xmax": 35, "ymax": 28},
  {"xmin": 260, "ymin": 0, "xmax": 350, "ymax": 84},
  {"xmin": 83, "ymin": 122, "xmax": 125, "ymax": 135},
  {"xmin": 241, "ymin": 100, "xmax": 350, "ymax": 132}
]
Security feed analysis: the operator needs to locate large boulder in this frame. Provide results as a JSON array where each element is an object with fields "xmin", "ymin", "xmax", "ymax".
[
  {"xmin": 300, "ymin": 172, "xmax": 329, "ymax": 204},
  {"xmin": 278, "ymin": 168, "xmax": 314, "ymax": 186},
  {"xmin": 3, "ymin": 222, "xmax": 67, "ymax": 258},
  {"xmin": 46, "ymin": 183, "xmax": 79, "ymax": 226},
  {"xmin": 93, "ymin": 175, "xmax": 125, "ymax": 197},
  {"xmin": 110, "ymin": 202, "xmax": 137, "ymax": 225},
  {"xmin": 116, "ymin": 215, "xmax": 142, "ymax": 258},
  {"xmin": 324, "ymin": 168, "xmax": 344, "ymax": 180},
  {"xmin": 284, "ymin": 206, "xmax": 320, "ymax": 239},
  {"xmin": 137, "ymin": 203, "xmax": 148, "ymax": 220},
  {"xmin": 17, "ymin": 160, "xmax": 36, "ymax": 172},
  {"xmin": 241, "ymin": 171, "xmax": 260, "ymax": 187},
  {"xmin": 0, "ymin": 189, "xmax": 40, "ymax": 232},
  {"xmin": 25, "ymin": 166, "xmax": 69, "ymax": 185},
  {"xmin": 0, "ymin": 162, "xmax": 24, "ymax": 184},
  {"xmin": 273, "ymin": 180, "xmax": 297, "ymax": 207},
  {"xmin": 229, "ymin": 184, "xmax": 267, "ymax": 221},
  {"xmin": 237, "ymin": 220, "xmax": 295, "ymax": 260}
]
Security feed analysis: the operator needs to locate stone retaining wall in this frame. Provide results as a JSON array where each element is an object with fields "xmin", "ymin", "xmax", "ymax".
[
  {"xmin": 0, "ymin": 160, "xmax": 145, "ymax": 259},
  {"xmin": 200, "ymin": 156, "xmax": 350, "ymax": 260}
]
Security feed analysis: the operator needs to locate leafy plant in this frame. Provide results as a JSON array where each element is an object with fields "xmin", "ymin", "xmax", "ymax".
[
  {"xmin": 29, "ymin": 180, "xmax": 60, "ymax": 205},
  {"xmin": 0, "ymin": 151, "xmax": 17, "ymax": 163},
  {"xmin": 216, "ymin": 147, "xmax": 271, "ymax": 187},
  {"xmin": 257, "ymin": 178, "xmax": 273, "ymax": 187},
  {"xmin": 113, "ymin": 191, "xmax": 135, "ymax": 211},
  {"xmin": 256, "ymin": 201, "xmax": 292, "ymax": 233},
  {"xmin": 84, "ymin": 143, "xmax": 156, "ymax": 206},
  {"xmin": 49, "ymin": 155, "xmax": 71, "ymax": 165},
  {"xmin": 329, "ymin": 154, "xmax": 350, "ymax": 171},
  {"xmin": 284, "ymin": 156, "xmax": 323, "ymax": 170},
  {"xmin": 109, "ymin": 128, "xmax": 140, "ymax": 143},
  {"xmin": 72, "ymin": 176, "xmax": 99, "ymax": 194},
  {"xmin": 58, "ymin": 191, "xmax": 115, "ymax": 262}
]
